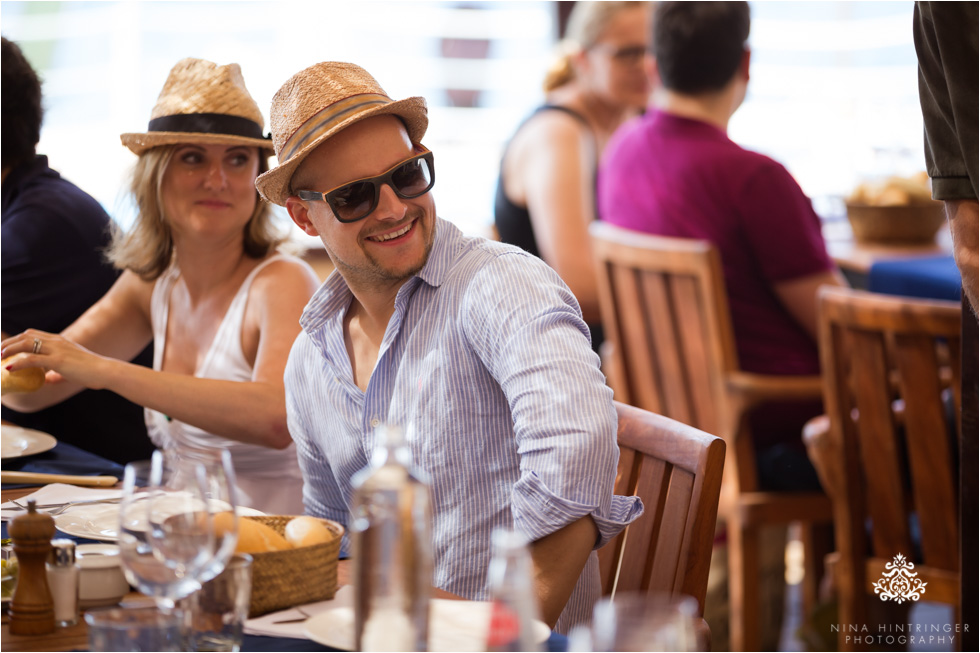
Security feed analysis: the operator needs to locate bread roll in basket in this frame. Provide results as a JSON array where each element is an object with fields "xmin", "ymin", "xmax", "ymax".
[{"xmin": 239, "ymin": 515, "xmax": 344, "ymax": 617}]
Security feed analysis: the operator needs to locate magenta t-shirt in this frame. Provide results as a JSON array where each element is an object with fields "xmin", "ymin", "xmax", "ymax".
[{"xmin": 598, "ymin": 111, "xmax": 833, "ymax": 377}]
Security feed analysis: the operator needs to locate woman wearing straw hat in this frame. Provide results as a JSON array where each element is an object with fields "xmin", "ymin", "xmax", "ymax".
[
  {"xmin": 494, "ymin": 1, "xmax": 653, "ymax": 351},
  {"xmin": 1, "ymin": 58, "xmax": 320, "ymax": 515}
]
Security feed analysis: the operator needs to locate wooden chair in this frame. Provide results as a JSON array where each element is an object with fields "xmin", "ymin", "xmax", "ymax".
[
  {"xmin": 599, "ymin": 401, "xmax": 726, "ymax": 615},
  {"xmin": 816, "ymin": 287, "xmax": 961, "ymax": 651},
  {"xmin": 589, "ymin": 221, "xmax": 833, "ymax": 651}
]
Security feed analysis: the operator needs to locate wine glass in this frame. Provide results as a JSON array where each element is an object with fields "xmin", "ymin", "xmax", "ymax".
[
  {"xmin": 149, "ymin": 449, "xmax": 240, "ymax": 587},
  {"xmin": 118, "ymin": 449, "xmax": 239, "ymax": 608}
]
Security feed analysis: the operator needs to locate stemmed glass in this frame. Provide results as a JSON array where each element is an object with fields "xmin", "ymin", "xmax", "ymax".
[{"xmin": 118, "ymin": 449, "xmax": 240, "ymax": 608}]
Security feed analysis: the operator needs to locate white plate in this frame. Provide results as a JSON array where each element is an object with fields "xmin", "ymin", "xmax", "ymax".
[
  {"xmin": 1, "ymin": 425, "xmax": 57, "ymax": 460},
  {"xmin": 54, "ymin": 500, "xmax": 265, "ymax": 542},
  {"xmin": 304, "ymin": 589, "xmax": 550, "ymax": 652}
]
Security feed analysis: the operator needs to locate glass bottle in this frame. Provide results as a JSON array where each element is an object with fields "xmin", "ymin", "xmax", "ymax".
[
  {"xmin": 351, "ymin": 424, "xmax": 432, "ymax": 651},
  {"xmin": 486, "ymin": 529, "xmax": 541, "ymax": 652}
]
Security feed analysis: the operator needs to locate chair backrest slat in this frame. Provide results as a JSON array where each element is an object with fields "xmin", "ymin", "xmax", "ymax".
[
  {"xmin": 611, "ymin": 265, "xmax": 662, "ymax": 412},
  {"xmin": 669, "ymin": 274, "xmax": 723, "ymax": 434},
  {"xmin": 848, "ymin": 328, "xmax": 914, "ymax": 557},
  {"xmin": 618, "ymin": 456, "xmax": 670, "ymax": 589},
  {"xmin": 892, "ymin": 334, "xmax": 958, "ymax": 569},
  {"xmin": 639, "ymin": 271, "xmax": 693, "ymax": 424}
]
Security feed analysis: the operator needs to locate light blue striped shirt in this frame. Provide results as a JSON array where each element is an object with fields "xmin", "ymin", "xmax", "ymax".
[{"xmin": 285, "ymin": 218, "xmax": 643, "ymax": 630}]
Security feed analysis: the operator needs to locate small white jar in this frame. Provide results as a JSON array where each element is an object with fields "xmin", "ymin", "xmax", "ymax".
[{"xmin": 76, "ymin": 544, "xmax": 130, "ymax": 609}]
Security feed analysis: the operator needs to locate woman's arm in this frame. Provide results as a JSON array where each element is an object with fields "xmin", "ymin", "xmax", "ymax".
[
  {"xmin": 513, "ymin": 113, "xmax": 602, "ymax": 324},
  {"xmin": 3, "ymin": 260, "xmax": 320, "ymax": 449},
  {"xmin": 1, "ymin": 270, "xmax": 154, "ymax": 411}
]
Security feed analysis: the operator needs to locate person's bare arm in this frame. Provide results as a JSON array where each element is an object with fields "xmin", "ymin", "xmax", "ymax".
[
  {"xmin": 529, "ymin": 515, "xmax": 598, "ymax": 628},
  {"xmin": 1, "ymin": 270, "xmax": 154, "ymax": 411},
  {"xmin": 3, "ymin": 260, "xmax": 320, "ymax": 448},
  {"xmin": 512, "ymin": 113, "xmax": 602, "ymax": 324},
  {"xmin": 773, "ymin": 268, "xmax": 848, "ymax": 341},
  {"xmin": 946, "ymin": 199, "xmax": 979, "ymax": 314}
]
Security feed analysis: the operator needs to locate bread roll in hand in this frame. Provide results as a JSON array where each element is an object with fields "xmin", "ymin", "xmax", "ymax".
[{"xmin": 1, "ymin": 354, "xmax": 46, "ymax": 394}]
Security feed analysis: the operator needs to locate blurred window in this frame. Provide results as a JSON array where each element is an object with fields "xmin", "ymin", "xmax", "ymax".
[{"xmin": 1, "ymin": 1, "xmax": 922, "ymax": 240}]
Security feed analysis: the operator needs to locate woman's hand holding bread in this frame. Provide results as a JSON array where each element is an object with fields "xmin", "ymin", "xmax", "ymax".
[{"xmin": 1, "ymin": 353, "xmax": 46, "ymax": 394}]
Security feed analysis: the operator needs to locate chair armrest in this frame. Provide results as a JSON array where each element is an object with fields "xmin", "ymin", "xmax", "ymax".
[{"xmin": 725, "ymin": 372, "xmax": 824, "ymax": 411}]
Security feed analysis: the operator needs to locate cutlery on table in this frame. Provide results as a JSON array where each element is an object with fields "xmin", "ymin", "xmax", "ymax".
[{"xmin": 7, "ymin": 497, "xmax": 123, "ymax": 516}]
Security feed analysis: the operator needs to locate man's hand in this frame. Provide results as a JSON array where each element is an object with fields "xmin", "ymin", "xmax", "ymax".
[
  {"xmin": 530, "ymin": 515, "xmax": 598, "ymax": 628},
  {"xmin": 946, "ymin": 199, "xmax": 979, "ymax": 315}
]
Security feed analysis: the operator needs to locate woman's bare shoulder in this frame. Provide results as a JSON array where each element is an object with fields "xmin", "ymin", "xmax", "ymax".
[{"xmin": 248, "ymin": 254, "xmax": 320, "ymax": 303}]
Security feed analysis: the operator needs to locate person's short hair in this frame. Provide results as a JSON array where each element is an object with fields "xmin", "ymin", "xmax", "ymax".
[
  {"xmin": 543, "ymin": 1, "xmax": 650, "ymax": 92},
  {"xmin": 653, "ymin": 1, "xmax": 750, "ymax": 94},
  {"xmin": 106, "ymin": 145, "xmax": 284, "ymax": 281},
  {"xmin": 1, "ymin": 37, "xmax": 43, "ymax": 170}
]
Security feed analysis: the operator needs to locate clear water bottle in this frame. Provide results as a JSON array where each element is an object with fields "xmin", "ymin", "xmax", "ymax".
[
  {"xmin": 486, "ymin": 529, "xmax": 541, "ymax": 652},
  {"xmin": 351, "ymin": 424, "xmax": 432, "ymax": 651}
]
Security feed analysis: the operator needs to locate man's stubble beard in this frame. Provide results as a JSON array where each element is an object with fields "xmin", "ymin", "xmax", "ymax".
[{"xmin": 332, "ymin": 209, "xmax": 436, "ymax": 288}]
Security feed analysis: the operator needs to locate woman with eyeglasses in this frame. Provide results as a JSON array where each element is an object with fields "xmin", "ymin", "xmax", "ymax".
[
  {"xmin": 494, "ymin": 1, "xmax": 653, "ymax": 351},
  {"xmin": 0, "ymin": 58, "xmax": 320, "ymax": 514}
]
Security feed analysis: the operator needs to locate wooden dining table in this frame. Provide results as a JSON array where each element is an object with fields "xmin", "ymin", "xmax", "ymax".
[
  {"xmin": 2, "ymin": 478, "xmax": 357, "ymax": 653},
  {"xmin": 1, "ymin": 483, "xmax": 465, "ymax": 652},
  {"xmin": 821, "ymin": 214, "xmax": 957, "ymax": 293}
]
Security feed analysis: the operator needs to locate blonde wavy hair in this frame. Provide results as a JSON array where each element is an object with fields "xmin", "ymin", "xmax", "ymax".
[
  {"xmin": 106, "ymin": 145, "xmax": 285, "ymax": 281},
  {"xmin": 543, "ymin": 1, "xmax": 650, "ymax": 92}
]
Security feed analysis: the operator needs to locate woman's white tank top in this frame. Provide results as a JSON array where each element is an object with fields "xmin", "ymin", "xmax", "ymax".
[{"xmin": 145, "ymin": 254, "xmax": 305, "ymax": 514}]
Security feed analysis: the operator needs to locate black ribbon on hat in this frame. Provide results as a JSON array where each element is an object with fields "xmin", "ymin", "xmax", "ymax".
[{"xmin": 147, "ymin": 113, "xmax": 270, "ymax": 140}]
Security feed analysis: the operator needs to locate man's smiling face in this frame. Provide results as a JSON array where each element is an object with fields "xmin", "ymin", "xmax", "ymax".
[{"xmin": 286, "ymin": 115, "xmax": 436, "ymax": 291}]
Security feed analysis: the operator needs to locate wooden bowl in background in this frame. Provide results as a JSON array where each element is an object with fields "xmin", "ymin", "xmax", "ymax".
[{"xmin": 845, "ymin": 202, "xmax": 946, "ymax": 244}]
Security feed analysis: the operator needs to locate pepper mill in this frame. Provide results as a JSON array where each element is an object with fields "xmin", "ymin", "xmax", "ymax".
[{"xmin": 9, "ymin": 499, "xmax": 56, "ymax": 635}]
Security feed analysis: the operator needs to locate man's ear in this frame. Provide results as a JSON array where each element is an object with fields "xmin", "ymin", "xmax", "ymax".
[{"xmin": 285, "ymin": 196, "xmax": 319, "ymax": 237}]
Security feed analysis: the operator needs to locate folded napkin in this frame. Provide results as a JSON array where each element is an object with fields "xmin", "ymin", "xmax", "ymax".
[
  {"xmin": 244, "ymin": 585, "xmax": 352, "ymax": 639},
  {"xmin": 1, "ymin": 483, "xmax": 123, "ymax": 521}
]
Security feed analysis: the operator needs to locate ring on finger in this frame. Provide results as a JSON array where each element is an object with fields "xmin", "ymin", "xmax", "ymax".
[{"xmin": 32, "ymin": 337, "xmax": 42, "ymax": 354}]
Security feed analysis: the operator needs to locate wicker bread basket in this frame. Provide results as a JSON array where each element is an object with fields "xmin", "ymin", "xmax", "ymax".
[
  {"xmin": 845, "ymin": 202, "xmax": 946, "ymax": 244},
  {"xmin": 243, "ymin": 515, "xmax": 344, "ymax": 617}
]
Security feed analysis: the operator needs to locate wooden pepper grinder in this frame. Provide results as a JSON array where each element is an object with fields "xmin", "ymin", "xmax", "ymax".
[{"xmin": 9, "ymin": 498, "xmax": 55, "ymax": 635}]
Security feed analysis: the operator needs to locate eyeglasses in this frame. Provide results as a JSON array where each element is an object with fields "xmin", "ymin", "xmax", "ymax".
[
  {"xmin": 296, "ymin": 148, "xmax": 435, "ymax": 223},
  {"xmin": 591, "ymin": 43, "xmax": 650, "ymax": 66}
]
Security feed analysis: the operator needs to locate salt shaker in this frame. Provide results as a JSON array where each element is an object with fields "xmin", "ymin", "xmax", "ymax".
[
  {"xmin": 46, "ymin": 539, "xmax": 79, "ymax": 627},
  {"xmin": 9, "ymin": 499, "xmax": 55, "ymax": 635}
]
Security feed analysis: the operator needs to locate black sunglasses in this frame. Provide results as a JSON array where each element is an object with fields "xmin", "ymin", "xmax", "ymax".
[{"xmin": 296, "ymin": 149, "xmax": 435, "ymax": 223}]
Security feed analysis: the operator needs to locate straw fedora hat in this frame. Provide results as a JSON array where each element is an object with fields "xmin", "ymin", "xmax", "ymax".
[
  {"xmin": 120, "ymin": 58, "xmax": 273, "ymax": 155},
  {"xmin": 255, "ymin": 62, "xmax": 428, "ymax": 206}
]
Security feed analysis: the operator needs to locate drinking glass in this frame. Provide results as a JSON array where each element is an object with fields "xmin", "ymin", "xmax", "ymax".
[
  {"xmin": 118, "ymin": 450, "xmax": 239, "ymax": 608},
  {"xmin": 590, "ymin": 592, "xmax": 700, "ymax": 652}
]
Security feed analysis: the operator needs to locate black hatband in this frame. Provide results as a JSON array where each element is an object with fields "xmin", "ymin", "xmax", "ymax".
[{"xmin": 147, "ymin": 113, "xmax": 267, "ymax": 140}]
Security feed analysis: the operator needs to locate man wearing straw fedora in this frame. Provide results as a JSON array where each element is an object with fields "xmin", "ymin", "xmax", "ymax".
[{"xmin": 257, "ymin": 62, "xmax": 642, "ymax": 632}]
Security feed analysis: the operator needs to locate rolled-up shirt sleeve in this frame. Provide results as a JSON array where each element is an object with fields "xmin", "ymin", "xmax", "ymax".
[{"xmin": 462, "ymin": 251, "xmax": 643, "ymax": 548}]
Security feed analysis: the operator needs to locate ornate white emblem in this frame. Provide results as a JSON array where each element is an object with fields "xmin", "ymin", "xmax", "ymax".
[{"xmin": 873, "ymin": 553, "xmax": 927, "ymax": 603}]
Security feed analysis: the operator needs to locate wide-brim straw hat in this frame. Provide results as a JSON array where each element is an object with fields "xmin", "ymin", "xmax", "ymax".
[
  {"xmin": 255, "ymin": 62, "xmax": 428, "ymax": 206},
  {"xmin": 121, "ymin": 58, "xmax": 273, "ymax": 155}
]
